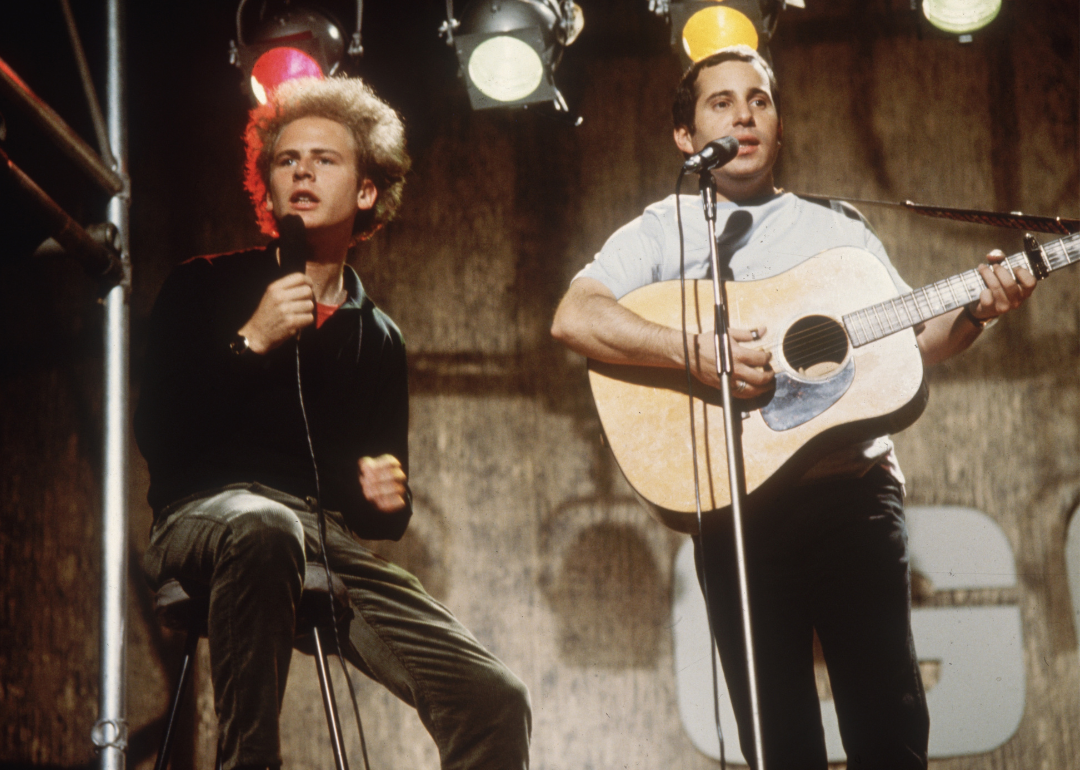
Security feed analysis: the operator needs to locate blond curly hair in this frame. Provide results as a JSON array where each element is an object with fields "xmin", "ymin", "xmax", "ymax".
[{"xmin": 244, "ymin": 76, "xmax": 411, "ymax": 241}]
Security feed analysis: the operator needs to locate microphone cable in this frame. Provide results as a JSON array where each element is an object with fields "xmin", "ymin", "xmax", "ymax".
[
  {"xmin": 674, "ymin": 172, "xmax": 729, "ymax": 770},
  {"xmin": 288, "ymin": 275, "xmax": 372, "ymax": 770}
]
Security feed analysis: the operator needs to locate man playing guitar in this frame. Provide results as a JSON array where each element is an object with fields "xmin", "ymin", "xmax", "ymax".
[{"xmin": 551, "ymin": 46, "xmax": 1034, "ymax": 769}]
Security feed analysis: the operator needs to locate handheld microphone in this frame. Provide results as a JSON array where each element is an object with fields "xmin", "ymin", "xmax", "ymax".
[
  {"xmin": 682, "ymin": 136, "xmax": 740, "ymax": 174},
  {"xmin": 277, "ymin": 214, "xmax": 310, "ymax": 275}
]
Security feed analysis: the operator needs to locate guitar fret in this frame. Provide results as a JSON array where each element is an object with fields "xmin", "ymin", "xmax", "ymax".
[
  {"xmin": 926, "ymin": 284, "xmax": 946, "ymax": 315},
  {"xmin": 1050, "ymin": 241, "xmax": 1067, "ymax": 269},
  {"xmin": 847, "ymin": 312, "xmax": 866, "ymax": 347},
  {"xmin": 901, "ymin": 294, "xmax": 921, "ymax": 325},
  {"xmin": 1046, "ymin": 238, "xmax": 1073, "ymax": 269},
  {"xmin": 914, "ymin": 287, "xmax": 932, "ymax": 320},
  {"xmin": 971, "ymin": 271, "xmax": 985, "ymax": 301},
  {"xmin": 884, "ymin": 299, "xmax": 902, "ymax": 332},
  {"xmin": 961, "ymin": 269, "xmax": 985, "ymax": 302},
  {"xmin": 859, "ymin": 310, "xmax": 875, "ymax": 345},
  {"xmin": 950, "ymin": 274, "xmax": 973, "ymax": 309},
  {"xmin": 944, "ymin": 275, "xmax": 962, "ymax": 309},
  {"xmin": 1057, "ymin": 235, "xmax": 1080, "ymax": 267},
  {"xmin": 869, "ymin": 304, "xmax": 887, "ymax": 338},
  {"xmin": 843, "ymin": 231, "xmax": 1080, "ymax": 350},
  {"xmin": 849, "ymin": 309, "xmax": 868, "ymax": 345},
  {"xmin": 861, "ymin": 308, "xmax": 879, "ymax": 342}
]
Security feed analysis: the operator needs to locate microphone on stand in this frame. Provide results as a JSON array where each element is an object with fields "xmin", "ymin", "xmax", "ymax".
[
  {"xmin": 682, "ymin": 136, "xmax": 740, "ymax": 174},
  {"xmin": 277, "ymin": 213, "xmax": 310, "ymax": 276}
]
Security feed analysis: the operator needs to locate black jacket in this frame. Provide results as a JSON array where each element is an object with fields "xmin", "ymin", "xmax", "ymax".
[{"xmin": 134, "ymin": 245, "xmax": 412, "ymax": 540}]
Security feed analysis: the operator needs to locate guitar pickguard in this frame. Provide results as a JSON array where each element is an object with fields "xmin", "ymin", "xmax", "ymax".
[{"xmin": 760, "ymin": 359, "xmax": 855, "ymax": 431}]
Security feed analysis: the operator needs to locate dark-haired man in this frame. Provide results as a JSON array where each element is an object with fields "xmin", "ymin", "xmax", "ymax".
[
  {"xmin": 137, "ymin": 77, "xmax": 530, "ymax": 770},
  {"xmin": 552, "ymin": 46, "xmax": 1033, "ymax": 769}
]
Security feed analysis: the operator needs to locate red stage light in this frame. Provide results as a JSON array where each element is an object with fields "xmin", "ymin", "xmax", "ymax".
[{"xmin": 249, "ymin": 47, "xmax": 323, "ymax": 104}]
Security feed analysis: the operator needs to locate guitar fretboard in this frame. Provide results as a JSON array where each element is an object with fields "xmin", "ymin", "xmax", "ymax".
[{"xmin": 844, "ymin": 233, "xmax": 1080, "ymax": 347}]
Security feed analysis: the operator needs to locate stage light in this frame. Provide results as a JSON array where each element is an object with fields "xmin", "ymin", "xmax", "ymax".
[
  {"xmin": 662, "ymin": 1, "xmax": 783, "ymax": 65},
  {"xmin": 441, "ymin": 1, "xmax": 584, "ymax": 112},
  {"xmin": 249, "ymin": 47, "xmax": 324, "ymax": 104},
  {"xmin": 922, "ymin": 0, "xmax": 1001, "ymax": 35},
  {"xmin": 231, "ymin": 2, "xmax": 356, "ymax": 104},
  {"xmin": 682, "ymin": 4, "xmax": 759, "ymax": 61}
]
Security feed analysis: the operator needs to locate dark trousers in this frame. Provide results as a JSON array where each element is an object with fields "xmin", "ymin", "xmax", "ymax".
[
  {"xmin": 694, "ymin": 467, "xmax": 929, "ymax": 770},
  {"xmin": 144, "ymin": 483, "xmax": 531, "ymax": 770}
]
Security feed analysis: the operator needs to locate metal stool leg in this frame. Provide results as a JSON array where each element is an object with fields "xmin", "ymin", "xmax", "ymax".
[
  {"xmin": 153, "ymin": 631, "xmax": 200, "ymax": 770},
  {"xmin": 311, "ymin": 625, "xmax": 350, "ymax": 770}
]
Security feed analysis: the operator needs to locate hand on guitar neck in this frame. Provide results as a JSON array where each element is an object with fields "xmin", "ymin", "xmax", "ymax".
[{"xmin": 916, "ymin": 249, "xmax": 1037, "ymax": 366}]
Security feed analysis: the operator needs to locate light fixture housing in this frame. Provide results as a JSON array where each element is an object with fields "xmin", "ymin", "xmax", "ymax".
[
  {"xmin": 669, "ymin": 1, "xmax": 767, "ymax": 65},
  {"xmin": 446, "ymin": 0, "xmax": 581, "ymax": 111},
  {"xmin": 922, "ymin": 0, "xmax": 1002, "ymax": 35},
  {"xmin": 232, "ymin": 3, "xmax": 351, "ymax": 104}
]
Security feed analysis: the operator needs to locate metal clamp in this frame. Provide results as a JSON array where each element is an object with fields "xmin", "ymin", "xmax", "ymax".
[
  {"xmin": 91, "ymin": 718, "xmax": 129, "ymax": 752},
  {"xmin": 1023, "ymin": 233, "xmax": 1051, "ymax": 280}
]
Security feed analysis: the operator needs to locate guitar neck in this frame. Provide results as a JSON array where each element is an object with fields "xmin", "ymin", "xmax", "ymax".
[{"xmin": 844, "ymin": 233, "xmax": 1080, "ymax": 347}]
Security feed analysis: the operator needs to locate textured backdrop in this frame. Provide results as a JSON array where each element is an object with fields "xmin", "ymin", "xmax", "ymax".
[{"xmin": 1, "ymin": 2, "xmax": 1077, "ymax": 769}]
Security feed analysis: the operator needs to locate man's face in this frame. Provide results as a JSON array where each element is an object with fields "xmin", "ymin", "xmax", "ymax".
[
  {"xmin": 674, "ymin": 60, "xmax": 781, "ymax": 196},
  {"xmin": 266, "ymin": 116, "xmax": 376, "ymax": 233}
]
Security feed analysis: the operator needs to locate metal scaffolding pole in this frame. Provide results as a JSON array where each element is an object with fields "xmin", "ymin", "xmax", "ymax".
[{"xmin": 92, "ymin": 1, "xmax": 130, "ymax": 769}]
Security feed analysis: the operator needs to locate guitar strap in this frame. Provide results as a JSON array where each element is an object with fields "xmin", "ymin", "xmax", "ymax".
[{"xmin": 799, "ymin": 193, "xmax": 887, "ymax": 238}]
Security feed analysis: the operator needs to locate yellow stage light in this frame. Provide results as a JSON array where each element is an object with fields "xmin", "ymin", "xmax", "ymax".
[{"xmin": 682, "ymin": 4, "xmax": 760, "ymax": 62}]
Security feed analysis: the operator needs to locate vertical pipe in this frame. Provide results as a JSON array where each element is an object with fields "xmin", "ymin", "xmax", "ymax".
[{"xmin": 94, "ymin": 1, "xmax": 130, "ymax": 770}]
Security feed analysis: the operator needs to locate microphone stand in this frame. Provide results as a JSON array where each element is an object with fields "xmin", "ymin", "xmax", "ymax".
[{"xmin": 697, "ymin": 169, "xmax": 768, "ymax": 770}]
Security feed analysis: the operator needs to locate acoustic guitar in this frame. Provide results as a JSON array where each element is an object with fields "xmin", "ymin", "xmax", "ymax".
[{"xmin": 588, "ymin": 235, "xmax": 1076, "ymax": 534}]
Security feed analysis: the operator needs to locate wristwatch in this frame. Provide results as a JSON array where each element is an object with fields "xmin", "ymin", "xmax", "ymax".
[{"xmin": 229, "ymin": 332, "xmax": 252, "ymax": 356}]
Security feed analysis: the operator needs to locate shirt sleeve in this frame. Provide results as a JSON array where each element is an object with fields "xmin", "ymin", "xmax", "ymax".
[
  {"xmin": 843, "ymin": 202, "xmax": 912, "ymax": 295},
  {"xmin": 573, "ymin": 206, "xmax": 671, "ymax": 299},
  {"xmin": 134, "ymin": 259, "xmax": 264, "ymax": 478}
]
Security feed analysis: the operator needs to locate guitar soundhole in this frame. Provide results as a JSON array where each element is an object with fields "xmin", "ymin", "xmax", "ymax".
[{"xmin": 782, "ymin": 315, "xmax": 850, "ymax": 378}]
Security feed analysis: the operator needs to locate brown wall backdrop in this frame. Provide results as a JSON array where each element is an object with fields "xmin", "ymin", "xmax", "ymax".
[{"xmin": 1, "ymin": 2, "xmax": 1078, "ymax": 769}]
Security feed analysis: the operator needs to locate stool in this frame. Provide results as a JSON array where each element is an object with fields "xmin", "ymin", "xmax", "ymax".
[{"xmin": 152, "ymin": 563, "xmax": 354, "ymax": 770}]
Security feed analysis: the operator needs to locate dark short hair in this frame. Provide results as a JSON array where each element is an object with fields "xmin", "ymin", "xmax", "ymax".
[{"xmin": 672, "ymin": 45, "xmax": 781, "ymax": 134}]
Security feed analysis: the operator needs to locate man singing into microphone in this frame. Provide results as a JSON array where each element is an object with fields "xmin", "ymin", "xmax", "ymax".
[
  {"xmin": 551, "ymin": 47, "xmax": 1034, "ymax": 769},
  {"xmin": 136, "ymin": 77, "xmax": 530, "ymax": 770}
]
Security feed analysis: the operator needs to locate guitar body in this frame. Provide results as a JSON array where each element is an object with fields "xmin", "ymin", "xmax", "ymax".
[{"xmin": 588, "ymin": 247, "xmax": 928, "ymax": 534}]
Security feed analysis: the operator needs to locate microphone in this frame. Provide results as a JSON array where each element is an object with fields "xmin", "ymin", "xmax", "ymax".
[
  {"xmin": 277, "ymin": 214, "xmax": 310, "ymax": 275},
  {"xmin": 682, "ymin": 136, "xmax": 740, "ymax": 174}
]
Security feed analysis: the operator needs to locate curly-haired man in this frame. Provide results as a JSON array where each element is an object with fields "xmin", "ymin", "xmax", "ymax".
[{"xmin": 136, "ymin": 77, "xmax": 531, "ymax": 770}]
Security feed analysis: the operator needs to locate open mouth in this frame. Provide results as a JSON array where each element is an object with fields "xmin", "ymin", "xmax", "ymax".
[
  {"xmin": 736, "ymin": 138, "xmax": 759, "ymax": 155},
  {"xmin": 290, "ymin": 190, "xmax": 320, "ymax": 205}
]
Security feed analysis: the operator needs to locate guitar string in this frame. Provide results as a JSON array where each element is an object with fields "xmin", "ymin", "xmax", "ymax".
[
  {"xmin": 673, "ymin": 236, "xmax": 1076, "ymax": 385},
  {"xmin": 750, "ymin": 237, "xmax": 1073, "ymax": 361},
  {"xmin": 729, "ymin": 247, "xmax": 1043, "ymax": 361}
]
